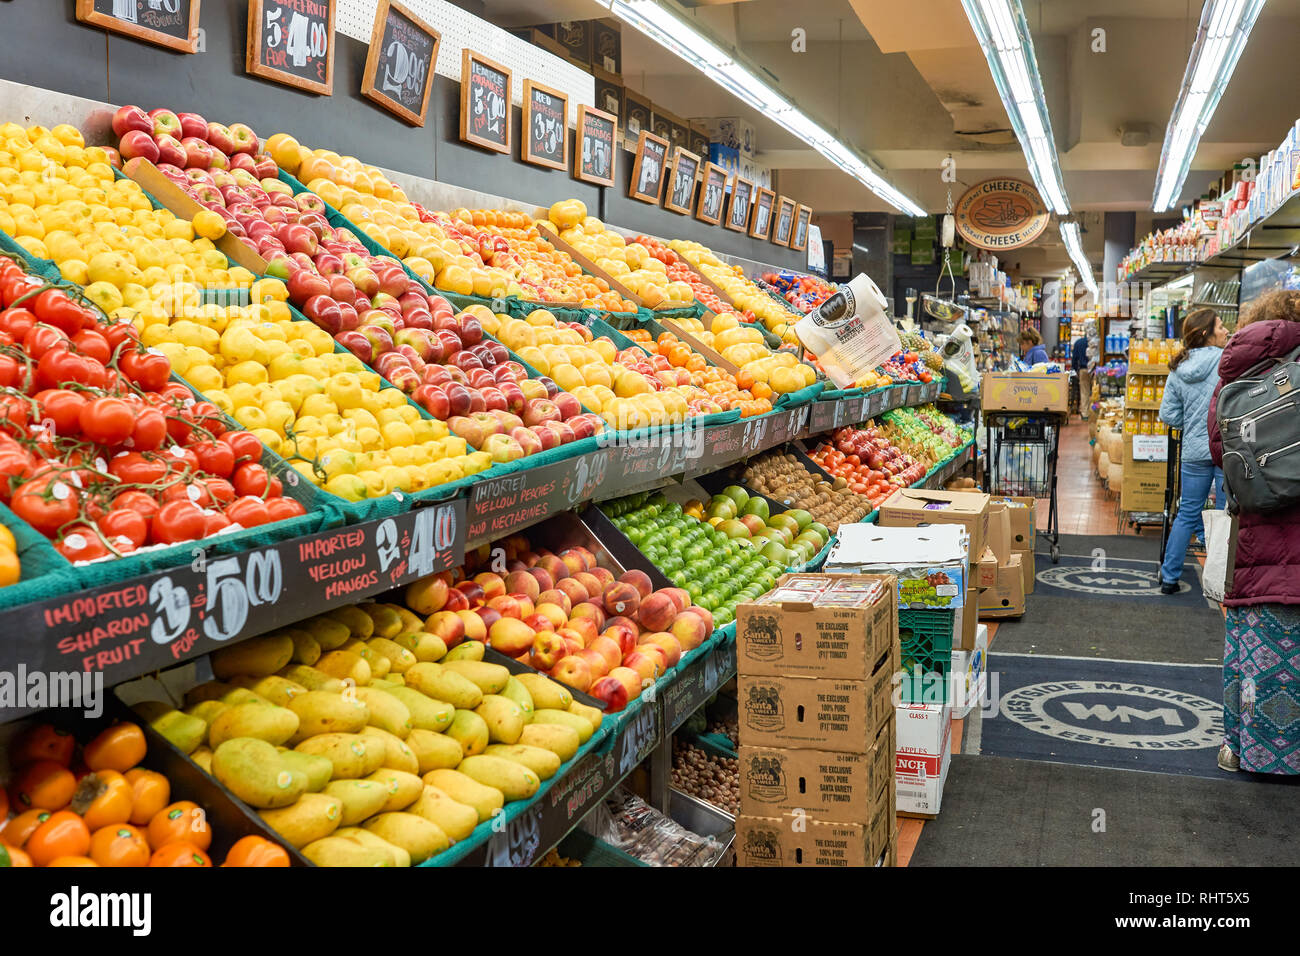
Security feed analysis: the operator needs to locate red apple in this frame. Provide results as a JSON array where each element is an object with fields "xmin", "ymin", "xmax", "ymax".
[
  {"xmin": 119, "ymin": 131, "xmax": 159, "ymax": 163},
  {"xmin": 112, "ymin": 105, "xmax": 152, "ymax": 138},
  {"xmin": 148, "ymin": 108, "xmax": 182, "ymax": 138},
  {"xmin": 228, "ymin": 122, "xmax": 259, "ymax": 155}
]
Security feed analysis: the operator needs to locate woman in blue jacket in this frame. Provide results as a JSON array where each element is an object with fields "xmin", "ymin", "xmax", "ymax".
[
  {"xmin": 1019, "ymin": 328, "xmax": 1048, "ymax": 365},
  {"xmin": 1158, "ymin": 308, "xmax": 1229, "ymax": 593}
]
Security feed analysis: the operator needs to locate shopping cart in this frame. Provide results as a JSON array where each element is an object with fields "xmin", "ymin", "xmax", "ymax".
[{"xmin": 982, "ymin": 411, "xmax": 1063, "ymax": 562}]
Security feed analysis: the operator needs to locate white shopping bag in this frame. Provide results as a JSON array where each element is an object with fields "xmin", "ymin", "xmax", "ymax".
[{"xmin": 1201, "ymin": 509, "xmax": 1236, "ymax": 603}]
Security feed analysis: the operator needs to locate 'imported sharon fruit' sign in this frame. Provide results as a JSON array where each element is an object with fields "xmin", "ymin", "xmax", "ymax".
[{"xmin": 954, "ymin": 178, "xmax": 1049, "ymax": 250}]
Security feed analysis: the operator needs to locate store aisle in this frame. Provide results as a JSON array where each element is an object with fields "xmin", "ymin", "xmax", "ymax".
[{"xmin": 902, "ymin": 414, "xmax": 1300, "ymax": 865}]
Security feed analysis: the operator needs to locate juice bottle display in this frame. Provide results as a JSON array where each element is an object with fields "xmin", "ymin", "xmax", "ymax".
[
  {"xmin": 1153, "ymin": 416, "xmax": 1168, "ymax": 436},
  {"xmin": 1142, "ymin": 378, "xmax": 1156, "ymax": 403},
  {"xmin": 1155, "ymin": 380, "xmax": 1165, "ymax": 403},
  {"xmin": 1125, "ymin": 409, "xmax": 1139, "ymax": 434},
  {"xmin": 1139, "ymin": 410, "xmax": 1154, "ymax": 435},
  {"xmin": 1128, "ymin": 377, "xmax": 1142, "ymax": 402}
]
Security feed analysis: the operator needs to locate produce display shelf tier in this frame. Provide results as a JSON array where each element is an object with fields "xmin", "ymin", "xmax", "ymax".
[{"xmin": 451, "ymin": 630, "xmax": 738, "ymax": 867}]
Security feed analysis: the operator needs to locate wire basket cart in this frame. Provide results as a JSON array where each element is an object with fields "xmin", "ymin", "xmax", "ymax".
[{"xmin": 982, "ymin": 411, "xmax": 1063, "ymax": 561}]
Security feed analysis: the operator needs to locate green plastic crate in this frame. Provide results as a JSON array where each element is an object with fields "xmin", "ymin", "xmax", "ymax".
[
  {"xmin": 554, "ymin": 829, "xmax": 648, "ymax": 867},
  {"xmin": 898, "ymin": 608, "xmax": 955, "ymax": 704}
]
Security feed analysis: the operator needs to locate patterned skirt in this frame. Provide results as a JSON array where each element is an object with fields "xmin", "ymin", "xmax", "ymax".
[{"xmin": 1223, "ymin": 605, "xmax": 1300, "ymax": 774}]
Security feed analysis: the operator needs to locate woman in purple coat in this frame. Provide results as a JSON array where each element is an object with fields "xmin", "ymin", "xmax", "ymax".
[{"xmin": 1208, "ymin": 289, "xmax": 1300, "ymax": 774}]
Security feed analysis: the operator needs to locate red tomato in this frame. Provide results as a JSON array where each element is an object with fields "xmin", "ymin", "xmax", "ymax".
[
  {"xmin": 265, "ymin": 497, "xmax": 306, "ymax": 522},
  {"xmin": 111, "ymin": 491, "xmax": 160, "ymax": 533},
  {"xmin": 127, "ymin": 407, "xmax": 166, "ymax": 451},
  {"xmin": 232, "ymin": 463, "xmax": 272, "ymax": 498},
  {"xmin": 219, "ymin": 430, "xmax": 263, "ymax": 462},
  {"xmin": 225, "ymin": 496, "xmax": 269, "ymax": 528},
  {"xmin": 119, "ymin": 349, "xmax": 170, "ymax": 392},
  {"xmin": 71, "ymin": 329, "xmax": 110, "ymax": 366},
  {"xmin": 55, "ymin": 525, "xmax": 112, "ymax": 562},
  {"xmin": 203, "ymin": 512, "xmax": 232, "ymax": 536},
  {"xmin": 31, "ymin": 290, "xmax": 93, "ymax": 336},
  {"xmin": 151, "ymin": 500, "xmax": 206, "ymax": 545},
  {"xmin": 99, "ymin": 510, "xmax": 148, "ymax": 549},
  {"xmin": 107, "ymin": 452, "xmax": 167, "ymax": 486},
  {"xmin": 79, "ymin": 397, "xmax": 134, "ymax": 446},
  {"xmin": 191, "ymin": 441, "xmax": 235, "ymax": 478},
  {"xmin": 160, "ymin": 482, "xmax": 212, "ymax": 509},
  {"xmin": 11, "ymin": 475, "xmax": 79, "ymax": 535},
  {"xmin": 204, "ymin": 477, "xmax": 235, "ymax": 506}
]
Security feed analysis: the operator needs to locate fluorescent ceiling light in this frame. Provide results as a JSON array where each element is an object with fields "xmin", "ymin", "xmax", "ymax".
[
  {"xmin": 607, "ymin": 0, "xmax": 925, "ymax": 216},
  {"xmin": 961, "ymin": 0, "xmax": 1071, "ymax": 216},
  {"xmin": 1152, "ymin": 0, "xmax": 1264, "ymax": 212},
  {"xmin": 1060, "ymin": 221, "xmax": 1097, "ymax": 296}
]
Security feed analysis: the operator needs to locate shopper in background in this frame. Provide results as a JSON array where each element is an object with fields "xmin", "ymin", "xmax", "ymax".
[
  {"xmin": 1019, "ymin": 328, "xmax": 1048, "ymax": 366},
  {"xmin": 1157, "ymin": 309, "xmax": 1227, "ymax": 594},
  {"xmin": 1208, "ymin": 289, "xmax": 1300, "ymax": 775},
  {"xmin": 1072, "ymin": 334, "xmax": 1091, "ymax": 420}
]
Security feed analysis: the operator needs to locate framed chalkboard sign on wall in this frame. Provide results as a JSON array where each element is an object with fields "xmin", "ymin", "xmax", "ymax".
[
  {"xmin": 76, "ymin": 0, "xmax": 201, "ymax": 53},
  {"xmin": 792, "ymin": 204, "xmax": 813, "ymax": 252},
  {"xmin": 574, "ymin": 104, "xmax": 617, "ymax": 188},
  {"xmin": 696, "ymin": 162, "xmax": 729, "ymax": 226},
  {"xmin": 750, "ymin": 187, "xmax": 775, "ymax": 240},
  {"xmin": 663, "ymin": 147, "xmax": 700, "ymax": 216},
  {"xmin": 628, "ymin": 130, "xmax": 669, "ymax": 204},
  {"xmin": 522, "ymin": 80, "xmax": 569, "ymax": 171},
  {"xmin": 725, "ymin": 176, "xmax": 754, "ymax": 233},
  {"xmin": 361, "ymin": 0, "xmax": 440, "ymax": 126},
  {"xmin": 247, "ymin": 0, "xmax": 335, "ymax": 95},
  {"xmin": 460, "ymin": 49, "xmax": 512, "ymax": 155},
  {"xmin": 773, "ymin": 195, "xmax": 797, "ymax": 246}
]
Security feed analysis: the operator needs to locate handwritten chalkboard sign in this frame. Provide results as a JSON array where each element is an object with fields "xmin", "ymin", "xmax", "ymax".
[
  {"xmin": 663, "ymin": 146, "xmax": 700, "ymax": 215},
  {"xmin": 725, "ymin": 175, "xmax": 753, "ymax": 233},
  {"xmin": 750, "ymin": 186, "xmax": 775, "ymax": 240},
  {"xmin": 522, "ymin": 80, "xmax": 569, "ymax": 171},
  {"xmin": 361, "ymin": 0, "xmax": 440, "ymax": 126},
  {"xmin": 460, "ymin": 49, "xmax": 512, "ymax": 155},
  {"xmin": 574, "ymin": 104, "xmax": 617, "ymax": 187},
  {"xmin": 792, "ymin": 203, "xmax": 813, "ymax": 252},
  {"xmin": 247, "ymin": 0, "xmax": 335, "ymax": 95},
  {"xmin": 772, "ymin": 196, "xmax": 797, "ymax": 247},
  {"xmin": 77, "ymin": 0, "xmax": 200, "ymax": 53},
  {"xmin": 696, "ymin": 161, "xmax": 729, "ymax": 226},
  {"xmin": 628, "ymin": 129, "xmax": 669, "ymax": 204}
]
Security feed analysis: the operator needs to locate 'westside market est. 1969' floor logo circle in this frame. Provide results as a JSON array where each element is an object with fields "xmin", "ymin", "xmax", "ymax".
[
  {"xmin": 998, "ymin": 681, "xmax": 1221, "ymax": 750},
  {"xmin": 1036, "ymin": 565, "xmax": 1189, "ymax": 596}
]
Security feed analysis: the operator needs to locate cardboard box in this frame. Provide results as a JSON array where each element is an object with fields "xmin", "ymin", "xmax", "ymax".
[
  {"xmin": 1121, "ymin": 434, "xmax": 1167, "ymax": 512},
  {"xmin": 978, "ymin": 554, "xmax": 1026, "ymax": 618},
  {"xmin": 987, "ymin": 501, "xmax": 1012, "ymax": 566},
  {"xmin": 736, "ymin": 573, "xmax": 897, "ymax": 680},
  {"xmin": 982, "ymin": 372, "xmax": 1071, "ymax": 413},
  {"xmin": 591, "ymin": 66, "xmax": 623, "ymax": 123},
  {"xmin": 738, "ymin": 659, "xmax": 895, "ymax": 753},
  {"xmin": 736, "ymin": 799, "xmax": 891, "ymax": 867},
  {"xmin": 958, "ymin": 587, "xmax": 977, "ymax": 649},
  {"xmin": 551, "ymin": 19, "xmax": 593, "ymax": 66},
  {"xmin": 512, "ymin": 27, "xmax": 573, "ymax": 64},
  {"xmin": 877, "ymin": 488, "xmax": 990, "ymax": 565},
  {"xmin": 707, "ymin": 116, "xmax": 756, "ymax": 157},
  {"xmin": 591, "ymin": 18, "xmax": 622, "ymax": 74},
  {"xmin": 950, "ymin": 623, "xmax": 988, "ymax": 719},
  {"xmin": 739, "ymin": 721, "xmax": 893, "ymax": 823},
  {"xmin": 824, "ymin": 524, "xmax": 967, "ymax": 610},
  {"xmin": 976, "ymin": 547, "xmax": 998, "ymax": 588},
  {"xmin": 688, "ymin": 121, "xmax": 711, "ymax": 160},
  {"xmin": 992, "ymin": 495, "xmax": 1037, "ymax": 549},
  {"xmin": 896, "ymin": 702, "xmax": 952, "ymax": 817},
  {"xmin": 623, "ymin": 89, "xmax": 652, "ymax": 139},
  {"xmin": 708, "ymin": 142, "xmax": 739, "ymax": 178},
  {"xmin": 1014, "ymin": 547, "xmax": 1035, "ymax": 595}
]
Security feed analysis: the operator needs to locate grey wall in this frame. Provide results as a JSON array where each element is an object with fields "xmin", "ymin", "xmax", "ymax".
[{"xmin": 0, "ymin": 0, "xmax": 800, "ymax": 268}]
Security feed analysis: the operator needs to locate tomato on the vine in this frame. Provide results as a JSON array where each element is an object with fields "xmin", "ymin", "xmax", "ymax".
[
  {"xmin": 119, "ymin": 349, "xmax": 170, "ymax": 392},
  {"xmin": 203, "ymin": 512, "xmax": 232, "ymax": 536},
  {"xmin": 265, "ymin": 497, "xmax": 305, "ymax": 522},
  {"xmin": 98, "ymin": 510, "xmax": 148, "ymax": 549},
  {"xmin": 204, "ymin": 477, "xmax": 235, "ymax": 506},
  {"xmin": 130, "ymin": 408, "xmax": 168, "ymax": 452},
  {"xmin": 31, "ymin": 290, "xmax": 92, "ymax": 336},
  {"xmin": 191, "ymin": 441, "xmax": 234, "ymax": 478},
  {"xmin": 79, "ymin": 397, "xmax": 134, "ymax": 446},
  {"xmin": 160, "ymin": 482, "xmax": 212, "ymax": 509},
  {"xmin": 11, "ymin": 475, "xmax": 79, "ymax": 535},
  {"xmin": 111, "ymin": 490, "xmax": 160, "ymax": 533},
  {"xmin": 225, "ymin": 496, "xmax": 269, "ymax": 528},
  {"xmin": 55, "ymin": 525, "xmax": 111, "ymax": 562},
  {"xmin": 35, "ymin": 390, "xmax": 87, "ymax": 437},
  {"xmin": 107, "ymin": 452, "xmax": 168, "ymax": 486},
  {"xmin": 71, "ymin": 329, "xmax": 110, "ymax": 366},
  {"xmin": 151, "ymin": 500, "xmax": 206, "ymax": 545},
  {"xmin": 232, "ymin": 463, "xmax": 272, "ymax": 498},
  {"xmin": 219, "ymin": 431, "xmax": 263, "ymax": 462}
]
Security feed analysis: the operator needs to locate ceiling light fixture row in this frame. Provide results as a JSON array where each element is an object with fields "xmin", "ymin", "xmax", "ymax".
[
  {"xmin": 604, "ymin": 0, "xmax": 927, "ymax": 216},
  {"xmin": 1060, "ymin": 220, "xmax": 1097, "ymax": 297},
  {"xmin": 1152, "ymin": 0, "xmax": 1266, "ymax": 212}
]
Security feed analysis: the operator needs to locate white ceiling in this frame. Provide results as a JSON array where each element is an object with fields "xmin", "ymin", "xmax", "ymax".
[{"xmin": 467, "ymin": 0, "xmax": 1300, "ymax": 275}]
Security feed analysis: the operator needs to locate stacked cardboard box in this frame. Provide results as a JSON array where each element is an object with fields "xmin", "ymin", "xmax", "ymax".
[
  {"xmin": 976, "ymin": 499, "xmax": 1027, "ymax": 617},
  {"xmin": 734, "ymin": 574, "xmax": 899, "ymax": 867}
]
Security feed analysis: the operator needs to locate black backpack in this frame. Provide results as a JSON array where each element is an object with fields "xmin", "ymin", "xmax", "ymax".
[{"xmin": 1216, "ymin": 344, "xmax": 1300, "ymax": 512}]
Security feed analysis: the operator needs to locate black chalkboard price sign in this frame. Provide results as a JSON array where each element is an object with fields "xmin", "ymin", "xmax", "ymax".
[
  {"xmin": 361, "ymin": 0, "xmax": 440, "ymax": 126},
  {"xmin": 696, "ymin": 161, "xmax": 729, "ymax": 226},
  {"xmin": 773, "ymin": 195, "xmax": 797, "ymax": 246},
  {"xmin": 750, "ymin": 186, "xmax": 775, "ymax": 240},
  {"xmin": 574, "ymin": 104, "xmax": 617, "ymax": 187},
  {"xmin": 246, "ymin": 0, "xmax": 336, "ymax": 96},
  {"xmin": 663, "ymin": 146, "xmax": 700, "ymax": 216},
  {"xmin": 460, "ymin": 49, "xmax": 512, "ymax": 155},
  {"xmin": 77, "ymin": 0, "xmax": 201, "ymax": 53},
  {"xmin": 522, "ymin": 80, "xmax": 569, "ymax": 171},
  {"xmin": 628, "ymin": 129, "xmax": 669, "ymax": 204},
  {"xmin": 725, "ymin": 175, "xmax": 753, "ymax": 233},
  {"xmin": 792, "ymin": 203, "xmax": 813, "ymax": 252}
]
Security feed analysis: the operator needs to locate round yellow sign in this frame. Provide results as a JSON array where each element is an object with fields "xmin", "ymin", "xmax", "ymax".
[{"xmin": 955, "ymin": 178, "xmax": 1050, "ymax": 250}]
